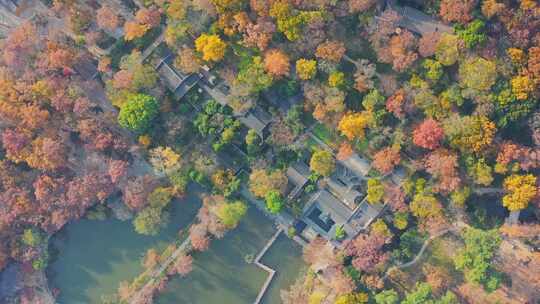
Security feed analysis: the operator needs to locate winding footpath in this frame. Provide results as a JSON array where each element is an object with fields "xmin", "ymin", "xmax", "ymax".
[{"xmin": 382, "ymin": 221, "xmax": 469, "ymax": 281}]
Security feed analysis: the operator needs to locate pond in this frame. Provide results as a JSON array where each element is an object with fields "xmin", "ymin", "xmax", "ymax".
[
  {"xmin": 260, "ymin": 234, "xmax": 306, "ymax": 304},
  {"xmin": 49, "ymin": 187, "xmax": 305, "ymax": 304},
  {"xmin": 48, "ymin": 188, "xmax": 202, "ymax": 304}
]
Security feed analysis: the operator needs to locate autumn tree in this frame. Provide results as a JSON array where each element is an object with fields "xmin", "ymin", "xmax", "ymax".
[
  {"xmin": 303, "ymin": 237, "xmax": 340, "ymax": 270},
  {"xmin": 174, "ymin": 46, "xmax": 201, "ymax": 74},
  {"xmin": 169, "ymin": 253, "xmax": 193, "ymax": 276},
  {"xmin": 412, "ymin": 118, "xmax": 445, "ymax": 150},
  {"xmin": 423, "ymin": 263, "xmax": 452, "ymax": 296},
  {"xmin": 439, "ymin": 0, "xmax": 475, "ymax": 24},
  {"xmin": 348, "ymin": 0, "xmax": 377, "ymax": 13},
  {"xmin": 195, "ymin": 33, "xmax": 227, "ymax": 62},
  {"xmin": 435, "ymin": 34, "xmax": 460, "ymax": 66},
  {"xmin": 264, "ymin": 49, "xmax": 290, "ymax": 77},
  {"xmin": 295, "ymin": 58, "xmax": 317, "ymax": 80},
  {"xmin": 418, "ymin": 32, "xmax": 441, "ymax": 57},
  {"xmin": 367, "ymin": 179, "xmax": 385, "ymax": 204},
  {"xmin": 425, "ymin": 149, "xmax": 461, "ymax": 194},
  {"xmin": 346, "ymin": 233, "xmax": 389, "ymax": 273},
  {"xmin": 248, "ymin": 169, "xmax": 287, "ymax": 198},
  {"xmin": 388, "ymin": 30, "xmax": 418, "ymax": 72},
  {"xmin": 410, "ymin": 193, "xmax": 444, "ymax": 220},
  {"xmin": 372, "ymin": 147, "xmax": 401, "ymax": 175},
  {"xmin": 243, "ymin": 18, "xmax": 275, "ymax": 51},
  {"xmin": 385, "ymin": 89, "xmax": 407, "ymax": 119},
  {"xmin": 315, "ymin": 40, "xmax": 346, "ymax": 63},
  {"xmin": 336, "ymin": 142, "xmax": 354, "ymax": 161},
  {"xmin": 215, "ymin": 200, "xmax": 247, "ymax": 228},
  {"xmin": 482, "ymin": 0, "xmax": 505, "ymax": 18},
  {"xmin": 118, "ymin": 94, "xmax": 159, "ymax": 133},
  {"xmin": 304, "ymin": 82, "xmax": 346, "ymax": 126},
  {"xmin": 444, "ymin": 115, "xmax": 496, "ymax": 154},
  {"xmin": 124, "ymin": 21, "xmax": 149, "ymax": 41},
  {"xmin": 133, "ymin": 207, "xmax": 168, "ymax": 235},
  {"xmin": 149, "ymin": 147, "xmax": 181, "ymax": 177},
  {"xmin": 310, "ymin": 150, "xmax": 335, "ymax": 177},
  {"xmin": 459, "ymin": 57, "xmax": 497, "ymax": 94},
  {"xmin": 502, "ymin": 174, "xmax": 537, "ymax": 211},
  {"xmin": 338, "ymin": 112, "xmax": 372, "ymax": 141},
  {"xmin": 96, "ymin": 5, "xmax": 120, "ymax": 31}
]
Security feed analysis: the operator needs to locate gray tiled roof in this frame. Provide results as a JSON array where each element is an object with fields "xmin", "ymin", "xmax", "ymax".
[{"xmin": 339, "ymin": 154, "xmax": 371, "ymax": 178}]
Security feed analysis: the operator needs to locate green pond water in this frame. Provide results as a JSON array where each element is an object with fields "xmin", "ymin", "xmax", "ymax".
[{"xmin": 49, "ymin": 187, "xmax": 304, "ymax": 304}]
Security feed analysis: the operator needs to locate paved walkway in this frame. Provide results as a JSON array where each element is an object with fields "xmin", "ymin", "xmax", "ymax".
[
  {"xmin": 252, "ymin": 228, "xmax": 283, "ymax": 304},
  {"xmin": 129, "ymin": 234, "xmax": 193, "ymax": 304}
]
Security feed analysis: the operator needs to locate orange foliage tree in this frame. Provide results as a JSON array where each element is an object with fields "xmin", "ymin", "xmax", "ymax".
[{"xmin": 264, "ymin": 49, "xmax": 290, "ymax": 77}]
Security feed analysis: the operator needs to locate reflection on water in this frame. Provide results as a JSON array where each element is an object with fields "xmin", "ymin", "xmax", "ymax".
[{"xmin": 49, "ymin": 187, "xmax": 304, "ymax": 304}]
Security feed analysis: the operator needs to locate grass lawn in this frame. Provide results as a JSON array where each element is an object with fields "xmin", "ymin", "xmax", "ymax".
[{"xmin": 312, "ymin": 123, "xmax": 341, "ymax": 149}]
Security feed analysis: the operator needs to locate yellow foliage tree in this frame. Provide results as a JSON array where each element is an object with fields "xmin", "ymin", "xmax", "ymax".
[
  {"xmin": 328, "ymin": 71, "xmax": 345, "ymax": 88},
  {"xmin": 248, "ymin": 169, "xmax": 288, "ymax": 198},
  {"xmin": 310, "ymin": 150, "xmax": 335, "ymax": 177},
  {"xmin": 195, "ymin": 34, "xmax": 227, "ymax": 62},
  {"xmin": 295, "ymin": 58, "xmax": 317, "ymax": 80},
  {"xmin": 124, "ymin": 21, "xmax": 149, "ymax": 41},
  {"xmin": 435, "ymin": 33, "xmax": 459, "ymax": 66},
  {"xmin": 459, "ymin": 57, "xmax": 497, "ymax": 92},
  {"xmin": 507, "ymin": 48, "xmax": 526, "ymax": 65},
  {"xmin": 335, "ymin": 292, "xmax": 369, "ymax": 304},
  {"xmin": 338, "ymin": 111, "xmax": 372, "ymax": 141},
  {"xmin": 149, "ymin": 146, "xmax": 181, "ymax": 176},
  {"xmin": 511, "ymin": 75, "xmax": 534, "ymax": 100},
  {"xmin": 502, "ymin": 174, "xmax": 537, "ymax": 211}
]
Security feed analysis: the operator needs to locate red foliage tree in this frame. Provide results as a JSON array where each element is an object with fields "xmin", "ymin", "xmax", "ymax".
[
  {"xmin": 424, "ymin": 149, "xmax": 461, "ymax": 194},
  {"xmin": 383, "ymin": 184, "xmax": 408, "ymax": 212},
  {"xmin": 388, "ymin": 30, "xmax": 418, "ymax": 72},
  {"xmin": 109, "ymin": 159, "xmax": 129, "ymax": 185},
  {"xmin": 418, "ymin": 32, "xmax": 441, "ymax": 57},
  {"xmin": 243, "ymin": 18, "xmax": 275, "ymax": 51},
  {"xmin": 346, "ymin": 233, "xmax": 389, "ymax": 273},
  {"xmin": 439, "ymin": 0, "xmax": 475, "ymax": 24},
  {"xmin": 348, "ymin": 0, "xmax": 377, "ymax": 13},
  {"xmin": 170, "ymin": 253, "xmax": 193, "ymax": 276},
  {"xmin": 189, "ymin": 224, "xmax": 210, "ymax": 251},
  {"xmin": 123, "ymin": 175, "xmax": 156, "ymax": 211},
  {"xmin": 412, "ymin": 118, "xmax": 445, "ymax": 150}
]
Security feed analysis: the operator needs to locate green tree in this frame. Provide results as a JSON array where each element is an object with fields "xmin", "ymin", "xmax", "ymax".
[
  {"xmin": 375, "ymin": 289, "xmax": 399, "ymax": 304},
  {"xmin": 245, "ymin": 129, "xmax": 262, "ymax": 155},
  {"xmin": 456, "ymin": 20, "xmax": 487, "ymax": 49},
  {"xmin": 423, "ymin": 59, "xmax": 443, "ymax": 83},
  {"xmin": 216, "ymin": 200, "xmax": 247, "ymax": 229},
  {"xmin": 133, "ymin": 207, "xmax": 168, "ymax": 235},
  {"xmin": 118, "ymin": 94, "xmax": 159, "ymax": 133},
  {"xmin": 237, "ymin": 56, "xmax": 273, "ymax": 93},
  {"xmin": 402, "ymin": 282, "xmax": 432, "ymax": 304},
  {"xmin": 310, "ymin": 150, "xmax": 335, "ymax": 177},
  {"xmin": 454, "ymin": 228, "xmax": 502, "ymax": 291},
  {"xmin": 265, "ymin": 190, "xmax": 285, "ymax": 214}
]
